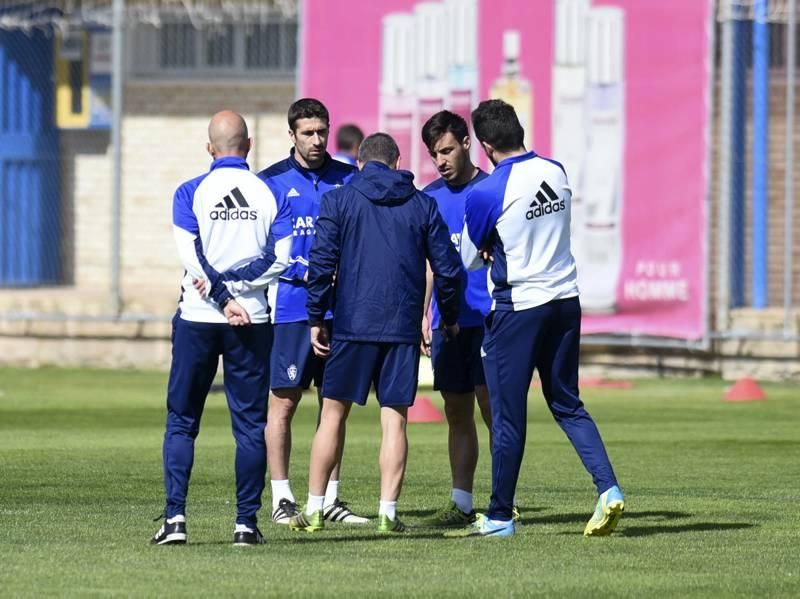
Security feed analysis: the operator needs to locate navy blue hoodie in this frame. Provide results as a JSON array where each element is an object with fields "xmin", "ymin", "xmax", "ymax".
[{"xmin": 307, "ymin": 161, "xmax": 462, "ymax": 343}]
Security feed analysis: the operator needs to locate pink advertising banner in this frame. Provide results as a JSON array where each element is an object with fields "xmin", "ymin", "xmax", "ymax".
[{"xmin": 300, "ymin": 0, "xmax": 711, "ymax": 340}]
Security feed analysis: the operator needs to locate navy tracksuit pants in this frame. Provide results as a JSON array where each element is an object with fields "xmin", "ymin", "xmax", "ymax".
[
  {"xmin": 482, "ymin": 297, "xmax": 619, "ymax": 521},
  {"xmin": 163, "ymin": 315, "xmax": 272, "ymax": 528}
]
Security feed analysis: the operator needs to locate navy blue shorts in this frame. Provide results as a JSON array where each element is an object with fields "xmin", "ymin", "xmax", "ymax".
[
  {"xmin": 270, "ymin": 321, "xmax": 326, "ymax": 390},
  {"xmin": 431, "ymin": 326, "xmax": 486, "ymax": 393},
  {"xmin": 322, "ymin": 339, "xmax": 420, "ymax": 407}
]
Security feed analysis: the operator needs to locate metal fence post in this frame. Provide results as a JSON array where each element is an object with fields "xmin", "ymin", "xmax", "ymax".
[
  {"xmin": 752, "ymin": 0, "xmax": 769, "ymax": 309},
  {"xmin": 785, "ymin": 0, "xmax": 797, "ymax": 335},
  {"xmin": 111, "ymin": 0, "xmax": 124, "ymax": 316}
]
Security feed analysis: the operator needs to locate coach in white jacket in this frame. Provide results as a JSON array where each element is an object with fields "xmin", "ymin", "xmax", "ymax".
[{"xmin": 151, "ymin": 111, "xmax": 292, "ymax": 547}]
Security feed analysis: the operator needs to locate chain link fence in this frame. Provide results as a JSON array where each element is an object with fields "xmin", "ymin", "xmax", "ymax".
[
  {"xmin": 714, "ymin": 0, "xmax": 799, "ymax": 345},
  {"xmin": 0, "ymin": 0, "xmax": 798, "ymax": 373},
  {"xmin": 0, "ymin": 0, "xmax": 298, "ymax": 321}
]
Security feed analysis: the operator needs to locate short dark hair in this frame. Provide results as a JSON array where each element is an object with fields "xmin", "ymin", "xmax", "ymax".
[
  {"xmin": 471, "ymin": 100, "xmax": 525, "ymax": 152},
  {"xmin": 421, "ymin": 110, "xmax": 469, "ymax": 151},
  {"xmin": 336, "ymin": 124, "xmax": 364, "ymax": 152},
  {"xmin": 288, "ymin": 98, "xmax": 330, "ymax": 131},
  {"xmin": 358, "ymin": 132, "xmax": 400, "ymax": 166}
]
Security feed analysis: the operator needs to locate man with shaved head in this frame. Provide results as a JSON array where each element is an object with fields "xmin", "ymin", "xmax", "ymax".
[
  {"xmin": 152, "ymin": 110, "xmax": 292, "ymax": 546},
  {"xmin": 208, "ymin": 110, "xmax": 250, "ymax": 155}
]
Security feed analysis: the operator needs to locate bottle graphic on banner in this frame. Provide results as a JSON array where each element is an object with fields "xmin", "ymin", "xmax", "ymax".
[
  {"xmin": 552, "ymin": 0, "xmax": 590, "ymax": 279},
  {"xmin": 444, "ymin": 0, "xmax": 479, "ymax": 161},
  {"xmin": 491, "ymin": 30, "xmax": 533, "ymax": 151},
  {"xmin": 413, "ymin": 2, "xmax": 447, "ymax": 187},
  {"xmin": 379, "ymin": 13, "xmax": 416, "ymax": 174},
  {"xmin": 581, "ymin": 6, "xmax": 625, "ymax": 313}
]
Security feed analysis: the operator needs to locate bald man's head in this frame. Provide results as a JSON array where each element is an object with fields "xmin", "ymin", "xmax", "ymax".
[{"xmin": 207, "ymin": 110, "xmax": 251, "ymax": 159}]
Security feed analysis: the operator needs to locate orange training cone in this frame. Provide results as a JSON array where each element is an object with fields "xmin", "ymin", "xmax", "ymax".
[
  {"xmin": 408, "ymin": 395, "xmax": 445, "ymax": 423},
  {"xmin": 724, "ymin": 377, "xmax": 767, "ymax": 402}
]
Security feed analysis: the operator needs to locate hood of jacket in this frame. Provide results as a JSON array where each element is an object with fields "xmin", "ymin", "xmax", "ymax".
[{"xmin": 350, "ymin": 161, "xmax": 417, "ymax": 206}]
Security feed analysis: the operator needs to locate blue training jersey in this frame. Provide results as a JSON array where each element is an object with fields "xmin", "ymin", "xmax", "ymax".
[
  {"xmin": 259, "ymin": 150, "xmax": 356, "ymax": 324},
  {"xmin": 423, "ymin": 170, "xmax": 492, "ymax": 329},
  {"xmin": 460, "ymin": 152, "xmax": 579, "ymax": 311}
]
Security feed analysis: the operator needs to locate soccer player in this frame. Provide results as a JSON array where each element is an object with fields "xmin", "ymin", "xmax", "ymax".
[
  {"xmin": 289, "ymin": 133, "xmax": 463, "ymax": 533},
  {"xmin": 258, "ymin": 99, "xmax": 367, "ymax": 525},
  {"xmin": 152, "ymin": 111, "xmax": 292, "ymax": 546},
  {"xmin": 418, "ymin": 110, "xmax": 494, "ymax": 526},
  {"xmin": 448, "ymin": 100, "xmax": 624, "ymax": 538},
  {"xmin": 332, "ymin": 123, "xmax": 364, "ymax": 166}
]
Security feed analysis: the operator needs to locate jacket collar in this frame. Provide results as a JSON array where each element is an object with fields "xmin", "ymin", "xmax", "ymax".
[
  {"xmin": 495, "ymin": 151, "xmax": 537, "ymax": 169},
  {"xmin": 209, "ymin": 156, "xmax": 250, "ymax": 171}
]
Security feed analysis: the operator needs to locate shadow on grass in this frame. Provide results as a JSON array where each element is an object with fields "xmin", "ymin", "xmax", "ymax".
[
  {"xmin": 267, "ymin": 531, "xmax": 454, "ymax": 545},
  {"xmin": 522, "ymin": 510, "xmax": 692, "ymax": 526},
  {"xmin": 620, "ymin": 522, "xmax": 755, "ymax": 537},
  {"xmin": 402, "ymin": 506, "xmax": 546, "ymax": 519}
]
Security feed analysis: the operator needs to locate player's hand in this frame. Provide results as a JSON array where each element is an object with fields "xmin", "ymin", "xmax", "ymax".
[
  {"xmin": 480, "ymin": 247, "xmax": 494, "ymax": 264},
  {"xmin": 310, "ymin": 323, "xmax": 331, "ymax": 358},
  {"xmin": 193, "ymin": 277, "xmax": 209, "ymax": 297},
  {"xmin": 420, "ymin": 315, "xmax": 432, "ymax": 357},
  {"xmin": 224, "ymin": 300, "xmax": 251, "ymax": 326},
  {"xmin": 443, "ymin": 322, "xmax": 460, "ymax": 341}
]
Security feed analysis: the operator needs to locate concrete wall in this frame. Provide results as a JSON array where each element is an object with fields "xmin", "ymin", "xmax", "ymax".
[{"xmin": 0, "ymin": 79, "xmax": 295, "ymax": 368}]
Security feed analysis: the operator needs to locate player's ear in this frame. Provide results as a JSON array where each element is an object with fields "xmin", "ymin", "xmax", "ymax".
[
  {"xmin": 242, "ymin": 137, "xmax": 253, "ymax": 157},
  {"xmin": 462, "ymin": 136, "xmax": 471, "ymax": 151},
  {"xmin": 393, "ymin": 155, "xmax": 401, "ymax": 170},
  {"xmin": 481, "ymin": 141, "xmax": 494, "ymax": 160},
  {"xmin": 206, "ymin": 142, "xmax": 216, "ymax": 159}
]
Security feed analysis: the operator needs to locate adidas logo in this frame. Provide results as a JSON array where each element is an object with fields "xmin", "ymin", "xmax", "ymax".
[
  {"xmin": 526, "ymin": 180, "xmax": 566, "ymax": 220},
  {"xmin": 210, "ymin": 187, "xmax": 258, "ymax": 221},
  {"xmin": 287, "ymin": 187, "xmax": 300, "ymax": 197}
]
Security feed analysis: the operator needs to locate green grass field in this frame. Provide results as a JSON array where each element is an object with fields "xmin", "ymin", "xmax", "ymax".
[{"xmin": 1, "ymin": 368, "xmax": 798, "ymax": 597}]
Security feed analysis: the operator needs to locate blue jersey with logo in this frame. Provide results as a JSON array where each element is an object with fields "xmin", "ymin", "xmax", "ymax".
[
  {"xmin": 423, "ymin": 170, "xmax": 492, "ymax": 329},
  {"xmin": 460, "ymin": 152, "xmax": 579, "ymax": 311},
  {"xmin": 259, "ymin": 150, "xmax": 356, "ymax": 323}
]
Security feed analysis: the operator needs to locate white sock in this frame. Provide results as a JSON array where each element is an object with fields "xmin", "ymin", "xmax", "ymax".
[
  {"xmin": 324, "ymin": 480, "xmax": 340, "ymax": 507},
  {"xmin": 379, "ymin": 500, "xmax": 397, "ymax": 521},
  {"xmin": 166, "ymin": 515, "xmax": 185, "ymax": 524},
  {"xmin": 451, "ymin": 488, "xmax": 473, "ymax": 513},
  {"xmin": 234, "ymin": 523, "xmax": 253, "ymax": 533},
  {"xmin": 271, "ymin": 480, "xmax": 295, "ymax": 511},
  {"xmin": 306, "ymin": 494, "xmax": 325, "ymax": 516}
]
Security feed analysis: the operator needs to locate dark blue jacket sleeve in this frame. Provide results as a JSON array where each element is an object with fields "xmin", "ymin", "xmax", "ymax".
[
  {"xmin": 306, "ymin": 190, "xmax": 341, "ymax": 323},
  {"xmin": 213, "ymin": 192, "xmax": 292, "ymax": 284},
  {"xmin": 425, "ymin": 196, "xmax": 463, "ymax": 326},
  {"xmin": 193, "ymin": 238, "xmax": 234, "ymax": 307},
  {"xmin": 200, "ymin": 191, "xmax": 293, "ymax": 303}
]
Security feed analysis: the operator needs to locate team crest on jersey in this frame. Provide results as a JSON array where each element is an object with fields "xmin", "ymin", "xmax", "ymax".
[{"xmin": 287, "ymin": 364, "xmax": 298, "ymax": 381}]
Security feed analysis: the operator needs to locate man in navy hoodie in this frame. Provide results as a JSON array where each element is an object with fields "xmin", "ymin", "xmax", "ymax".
[{"xmin": 289, "ymin": 133, "xmax": 463, "ymax": 533}]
